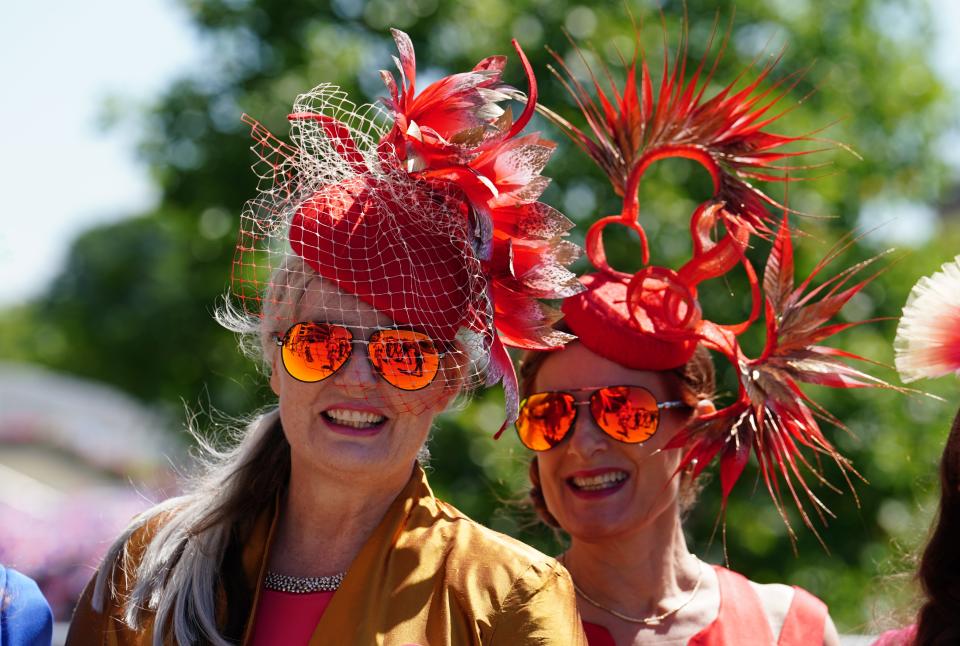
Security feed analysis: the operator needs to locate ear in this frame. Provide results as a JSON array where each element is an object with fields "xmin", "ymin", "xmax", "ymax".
[
  {"xmin": 528, "ymin": 455, "xmax": 541, "ymax": 486},
  {"xmin": 269, "ymin": 349, "xmax": 282, "ymax": 397},
  {"xmin": 695, "ymin": 399, "xmax": 716, "ymax": 417}
]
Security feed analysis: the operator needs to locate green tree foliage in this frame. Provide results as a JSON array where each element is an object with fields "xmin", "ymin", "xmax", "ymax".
[{"xmin": 4, "ymin": 0, "xmax": 959, "ymax": 632}]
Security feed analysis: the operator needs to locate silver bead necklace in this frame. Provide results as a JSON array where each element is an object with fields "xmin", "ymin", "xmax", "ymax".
[{"xmin": 263, "ymin": 571, "xmax": 345, "ymax": 594}]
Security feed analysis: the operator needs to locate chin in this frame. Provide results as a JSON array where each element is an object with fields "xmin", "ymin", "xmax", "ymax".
[
  {"xmin": 557, "ymin": 501, "xmax": 670, "ymax": 542},
  {"xmin": 299, "ymin": 440, "xmax": 396, "ymax": 476},
  {"xmin": 563, "ymin": 521, "xmax": 635, "ymax": 543}
]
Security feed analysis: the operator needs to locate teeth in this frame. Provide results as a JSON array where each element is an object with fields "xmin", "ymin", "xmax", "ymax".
[
  {"xmin": 324, "ymin": 408, "xmax": 386, "ymax": 428},
  {"xmin": 571, "ymin": 471, "xmax": 627, "ymax": 491}
]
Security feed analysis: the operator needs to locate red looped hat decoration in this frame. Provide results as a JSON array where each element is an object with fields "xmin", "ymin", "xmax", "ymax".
[{"xmin": 543, "ymin": 22, "xmax": 905, "ymax": 537}]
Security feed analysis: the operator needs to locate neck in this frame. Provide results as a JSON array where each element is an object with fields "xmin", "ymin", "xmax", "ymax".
[
  {"xmin": 268, "ymin": 458, "xmax": 416, "ymax": 576},
  {"xmin": 563, "ymin": 502, "xmax": 700, "ymax": 618}
]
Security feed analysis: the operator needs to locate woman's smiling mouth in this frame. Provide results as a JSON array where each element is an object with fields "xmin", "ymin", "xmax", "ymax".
[
  {"xmin": 567, "ymin": 469, "xmax": 629, "ymax": 498},
  {"xmin": 322, "ymin": 407, "xmax": 388, "ymax": 433}
]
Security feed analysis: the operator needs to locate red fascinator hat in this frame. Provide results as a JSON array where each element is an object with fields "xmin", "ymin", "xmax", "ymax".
[
  {"xmin": 233, "ymin": 30, "xmax": 583, "ymax": 432},
  {"xmin": 543, "ymin": 26, "xmax": 905, "ymax": 534}
]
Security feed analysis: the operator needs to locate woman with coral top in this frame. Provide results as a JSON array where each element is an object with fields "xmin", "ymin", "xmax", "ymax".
[
  {"xmin": 66, "ymin": 29, "xmax": 587, "ymax": 645},
  {"xmin": 513, "ymin": 26, "xmax": 904, "ymax": 646}
]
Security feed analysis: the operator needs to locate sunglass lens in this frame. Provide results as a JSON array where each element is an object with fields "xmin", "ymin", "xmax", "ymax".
[
  {"xmin": 367, "ymin": 330, "xmax": 440, "ymax": 391},
  {"xmin": 591, "ymin": 386, "xmax": 659, "ymax": 443},
  {"xmin": 516, "ymin": 392, "xmax": 577, "ymax": 451},
  {"xmin": 281, "ymin": 323, "xmax": 353, "ymax": 383}
]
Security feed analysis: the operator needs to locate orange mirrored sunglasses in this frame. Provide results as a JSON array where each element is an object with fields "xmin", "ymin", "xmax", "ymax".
[
  {"xmin": 515, "ymin": 386, "xmax": 688, "ymax": 451},
  {"xmin": 276, "ymin": 322, "xmax": 442, "ymax": 391}
]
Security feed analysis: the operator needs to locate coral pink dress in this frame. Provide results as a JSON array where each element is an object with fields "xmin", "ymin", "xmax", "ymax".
[{"xmin": 583, "ymin": 566, "xmax": 827, "ymax": 646}]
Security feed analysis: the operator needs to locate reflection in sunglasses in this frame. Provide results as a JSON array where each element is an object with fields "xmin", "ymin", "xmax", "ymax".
[
  {"xmin": 527, "ymin": 395, "xmax": 574, "ymax": 445},
  {"xmin": 593, "ymin": 388, "xmax": 658, "ymax": 439},
  {"xmin": 290, "ymin": 327, "xmax": 350, "ymax": 371},
  {"xmin": 278, "ymin": 323, "xmax": 443, "ymax": 391},
  {"xmin": 379, "ymin": 339, "xmax": 426, "ymax": 377}
]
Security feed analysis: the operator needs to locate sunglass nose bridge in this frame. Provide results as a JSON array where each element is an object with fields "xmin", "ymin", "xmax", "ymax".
[{"xmin": 322, "ymin": 338, "xmax": 379, "ymax": 388}]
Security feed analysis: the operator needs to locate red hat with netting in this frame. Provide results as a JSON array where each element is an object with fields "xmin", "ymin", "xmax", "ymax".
[
  {"xmin": 541, "ymin": 24, "xmax": 904, "ymax": 537},
  {"xmin": 232, "ymin": 29, "xmax": 582, "ymax": 432}
]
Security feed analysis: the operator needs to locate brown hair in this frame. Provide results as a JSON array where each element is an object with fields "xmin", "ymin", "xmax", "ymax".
[
  {"xmin": 518, "ymin": 330, "xmax": 716, "ymax": 528},
  {"xmin": 915, "ymin": 405, "xmax": 960, "ymax": 646}
]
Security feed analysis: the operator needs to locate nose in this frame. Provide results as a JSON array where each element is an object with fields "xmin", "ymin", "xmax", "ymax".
[
  {"xmin": 565, "ymin": 404, "xmax": 608, "ymax": 459},
  {"xmin": 330, "ymin": 341, "xmax": 380, "ymax": 392}
]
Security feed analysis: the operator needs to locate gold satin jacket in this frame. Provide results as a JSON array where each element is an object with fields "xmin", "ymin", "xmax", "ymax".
[{"xmin": 66, "ymin": 465, "xmax": 586, "ymax": 645}]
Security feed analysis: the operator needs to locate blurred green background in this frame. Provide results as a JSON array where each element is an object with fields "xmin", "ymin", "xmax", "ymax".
[{"xmin": 2, "ymin": 0, "xmax": 958, "ymax": 634}]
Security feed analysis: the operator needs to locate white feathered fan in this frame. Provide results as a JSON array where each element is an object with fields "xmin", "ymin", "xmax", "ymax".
[{"xmin": 894, "ymin": 255, "xmax": 960, "ymax": 382}]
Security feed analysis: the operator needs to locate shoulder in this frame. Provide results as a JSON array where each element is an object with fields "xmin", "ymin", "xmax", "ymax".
[
  {"xmin": 747, "ymin": 580, "xmax": 796, "ymax": 635},
  {"xmin": 434, "ymin": 499, "xmax": 567, "ymax": 588},
  {"xmin": 432, "ymin": 515, "xmax": 584, "ymax": 644},
  {"xmin": 871, "ymin": 625, "xmax": 917, "ymax": 646},
  {"xmin": 1, "ymin": 565, "xmax": 48, "ymax": 608},
  {"xmin": 65, "ymin": 500, "xmax": 188, "ymax": 645},
  {"xmin": 402, "ymin": 496, "xmax": 585, "ymax": 643},
  {"xmin": 81, "ymin": 498, "xmax": 185, "ymax": 614},
  {"xmin": 0, "ymin": 566, "xmax": 54, "ymax": 644},
  {"xmin": 745, "ymin": 578, "xmax": 833, "ymax": 645},
  {"xmin": 110, "ymin": 499, "xmax": 185, "ymax": 580}
]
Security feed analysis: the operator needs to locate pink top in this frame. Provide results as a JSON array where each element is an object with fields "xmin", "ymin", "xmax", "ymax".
[
  {"xmin": 249, "ymin": 589, "xmax": 335, "ymax": 645},
  {"xmin": 871, "ymin": 625, "xmax": 917, "ymax": 646},
  {"xmin": 584, "ymin": 565, "xmax": 828, "ymax": 646}
]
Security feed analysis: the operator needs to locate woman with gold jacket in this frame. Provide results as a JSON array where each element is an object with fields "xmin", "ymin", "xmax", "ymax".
[{"xmin": 66, "ymin": 28, "xmax": 586, "ymax": 646}]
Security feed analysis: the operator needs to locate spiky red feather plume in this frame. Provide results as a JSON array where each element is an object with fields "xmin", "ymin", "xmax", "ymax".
[{"xmin": 667, "ymin": 218, "xmax": 905, "ymax": 541}]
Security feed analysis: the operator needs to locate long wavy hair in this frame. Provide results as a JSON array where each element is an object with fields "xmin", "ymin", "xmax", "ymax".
[
  {"xmin": 915, "ymin": 405, "xmax": 960, "ymax": 646},
  {"xmin": 92, "ymin": 257, "xmax": 460, "ymax": 645},
  {"xmin": 90, "ymin": 258, "xmax": 316, "ymax": 645}
]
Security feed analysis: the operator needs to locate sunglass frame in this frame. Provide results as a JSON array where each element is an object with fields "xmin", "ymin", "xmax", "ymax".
[
  {"xmin": 275, "ymin": 321, "xmax": 444, "ymax": 391},
  {"xmin": 516, "ymin": 385, "xmax": 688, "ymax": 450}
]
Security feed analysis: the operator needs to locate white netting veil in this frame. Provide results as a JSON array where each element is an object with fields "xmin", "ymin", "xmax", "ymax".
[{"xmin": 226, "ymin": 30, "xmax": 582, "ymax": 429}]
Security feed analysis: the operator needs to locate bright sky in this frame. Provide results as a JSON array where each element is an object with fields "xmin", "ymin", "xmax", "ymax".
[
  {"xmin": 0, "ymin": 0, "xmax": 201, "ymax": 306},
  {"xmin": 0, "ymin": 1, "xmax": 957, "ymax": 308}
]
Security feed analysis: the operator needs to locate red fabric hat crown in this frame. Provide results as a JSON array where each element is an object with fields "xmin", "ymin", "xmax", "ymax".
[
  {"xmin": 561, "ymin": 272, "xmax": 700, "ymax": 371},
  {"xmin": 544, "ymin": 24, "xmax": 906, "ymax": 537},
  {"xmin": 234, "ymin": 30, "xmax": 583, "ymax": 433},
  {"xmin": 289, "ymin": 174, "xmax": 476, "ymax": 343}
]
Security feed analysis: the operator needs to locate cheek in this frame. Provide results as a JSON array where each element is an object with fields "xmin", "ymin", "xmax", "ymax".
[
  {"xmin": 394, "ymin": 409, "xmax": 433, "ymax": 439},
  {"xmin": 630, "ymin": 449, "xmax": 683, "ymax": 514},
  {"xmin": 389, "ymin": 358, "xmax": 463, "ymax": 415},
  {"xmin": 536, "ymin": 451, "xmax": 566, "ymax": 514},
  {"xmin": 383, "ymin": 383, "xmax": 453, "ymax": 418}
]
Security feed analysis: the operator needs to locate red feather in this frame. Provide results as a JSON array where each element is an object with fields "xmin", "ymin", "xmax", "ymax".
[
  {"xmin": 681, "ymin": 217, "xmax": 907, "ymax": 536},
  {"xmin": 377, "ymin": 30, "xmax": 583, "ymax": 432}
]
